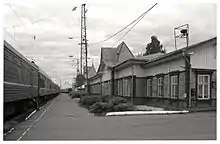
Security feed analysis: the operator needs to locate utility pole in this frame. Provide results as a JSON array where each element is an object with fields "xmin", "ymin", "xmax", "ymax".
[
  {"xmin": 76, "ymin": 59, "xmax": 79, "ymax": 75},
  {"xmin": 174, "ymin": 24, "xmax": 191, "ymax": 109},
  {"xmin": 80, "ymin": 3, "xmax": 87, "ymax": 75},
  {"xmin": 80, "ymin": 3, "xmax": 89, "ymax": 95}
]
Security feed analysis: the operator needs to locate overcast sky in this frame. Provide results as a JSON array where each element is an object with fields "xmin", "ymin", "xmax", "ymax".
[{"xmin": 3, "ymin": 0, "xmax": 217, "ymax": 88}]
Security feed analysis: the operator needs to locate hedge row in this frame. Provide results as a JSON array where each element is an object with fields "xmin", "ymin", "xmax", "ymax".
[
  {"xmin": 79, "ymin": 95, "xmax": 136, "ymax": 115},
  {"xmin": 69, "ymin": 90, "xmax": 81, "ymax": 98},
  {"xmin": 69, "ymin": 90, "xmax": 87, "ymax": 98}
]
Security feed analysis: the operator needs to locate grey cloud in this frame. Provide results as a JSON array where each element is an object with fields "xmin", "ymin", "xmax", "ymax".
[{"xmin": 4, "ymin": 0, "xmax": 216, "ymax": 85}]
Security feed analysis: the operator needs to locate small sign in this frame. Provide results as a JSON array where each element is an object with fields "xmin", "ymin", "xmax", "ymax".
[{"xmin": 191, "ymin": 88, "xmax": 196, "ymax": 97}]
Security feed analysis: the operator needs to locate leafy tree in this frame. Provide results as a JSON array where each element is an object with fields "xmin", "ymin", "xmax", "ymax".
[
  {"xmin": 75, "ymin": 74, "xmax": 86, "ymax": 87},
  {"xmin": 143, "ymin": 36, "xmax": 165, "ymax": 56}
]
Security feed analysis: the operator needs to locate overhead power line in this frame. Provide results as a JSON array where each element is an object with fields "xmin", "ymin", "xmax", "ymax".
[
  {"xmin": 114, "ymin": 3, "xmax": 158, "ymax": 46},
  {"xmin": 89, "ymin": 3, "xmax": 158, "ymax": 46},
  {"xmin": 6, "ymin": 4, "xmax": 26, "ymax": 27}
]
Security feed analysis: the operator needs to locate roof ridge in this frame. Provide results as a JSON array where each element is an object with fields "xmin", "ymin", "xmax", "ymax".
[{"xmin": 142, "ymin": 37, "xmax": 217, "ymax": 66}]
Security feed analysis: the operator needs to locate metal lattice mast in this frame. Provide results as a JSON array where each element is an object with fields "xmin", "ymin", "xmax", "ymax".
[
  {"xmin": 80, "ymin": 4, "xmax": 87, "ymax": 76},
  {"xmin": 80, "ymin": 3, "xmax": 89, "ymax": 94}
]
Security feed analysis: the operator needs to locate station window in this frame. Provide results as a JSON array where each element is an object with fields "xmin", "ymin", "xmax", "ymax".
[
  {"xmin": 157, "ymin": 77, "xmax": 164, "ymax": 97},
  {"xmin": 171, "ymin": 75, "xmax": 178, "ymax": 98},
  {"xmin": 146, "ymin": 79, "xmax": 152, "ymax": 97},
  {"xmin": 197, "ymin": 75, "xmax": 210, "ymax": 100}
]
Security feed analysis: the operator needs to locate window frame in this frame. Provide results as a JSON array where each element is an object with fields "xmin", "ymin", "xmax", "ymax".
[
  {"xmin": 157, "ymin": 77, "xmax": 164, "ymax": 97},
  {"xmin": 146, "ymin": 78, "xmax": 152, "ymax": 97},
  {"xmin": 197, "ymin": 74, "xmax": 210, "ymax": 100},
  {"xmin": 170, "ymin": 75, "xmax": 178, "ymax": 99}
]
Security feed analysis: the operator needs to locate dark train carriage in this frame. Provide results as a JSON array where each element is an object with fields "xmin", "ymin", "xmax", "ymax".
[
  {"xmin": 4, "ymin": 41, "xmax": 39, "ymax": 103},
  {"xmin": 4, "ymin": 41, "xmax": 60, "ymax": 119},
  {"xmin": 4, "ymin": 41, "xmax": 40, "ymax": 117}
]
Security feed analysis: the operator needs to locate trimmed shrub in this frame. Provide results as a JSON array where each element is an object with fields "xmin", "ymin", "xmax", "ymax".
[
  {"xmin": 79, "ymin": 95, "xmax": 136, "ymax": 114},
  {"xmin": 90, "ymin": 102, "xmax": 108, "ymax": 114},
  {"xmin": 109, "ymin": 97, "xmax": 128, "ymax": 106},
  {"xmin": 69, "ymin": 90, "xmax": 81, "ymax": 98},
  {"xmin": 100, "ymin": 95, "xmax": 112, "ymax": 103},
  {"xmin": 113, "ymin": 103, "xmax": 135, "ymax": 112},
  {"xmin": 79, "ymin": 95, "xmax": 101, "ymax": 108}
]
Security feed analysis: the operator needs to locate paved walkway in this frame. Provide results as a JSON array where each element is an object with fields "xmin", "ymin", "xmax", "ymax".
[{"xmin": 4, "ymin": 93, "xmax": 216, "ymax": 140}]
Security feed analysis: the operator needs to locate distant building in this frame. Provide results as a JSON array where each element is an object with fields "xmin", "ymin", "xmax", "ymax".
[{"xmin": 89, "ymin": 37, "xmax": 216, "ymax": 110}]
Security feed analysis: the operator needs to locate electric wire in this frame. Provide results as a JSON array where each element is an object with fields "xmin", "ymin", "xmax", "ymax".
[
  {"xmin": 89, "ymin": 3, "xmax": 157, "ymax": 46},
  {"xmin": 114, "ymin": 3, "xmax": 158, "ymax": 46}
]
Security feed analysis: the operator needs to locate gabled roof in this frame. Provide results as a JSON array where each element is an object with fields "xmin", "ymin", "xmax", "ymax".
[
  {"xmin": 102, "ymin": 47, "xmax": 118, "ymax": 67},
  {"xmin": 116, "ymin": 42, "xmax": 134, "ymax": 61},
  {"xmin": 142, "ymin": 37, "xmax": 217, "ymax": 68},
  {"xmin": 135, "ymin": 52, "xmax": 164, "ymax": 61},
  {"xmin": 114, "ymin": 37, "xmax": 217, "ymax": 70},
  {"xmin": 97, "ymin": 41, "xmax": 134, "ymax": 73},
  {"xmin": 87, "ymin": 64, "xmax": 96, "ymax": 78},
  {"xmin": 97, "ymin": 47, "xmax": 117, "ymax": 73}
]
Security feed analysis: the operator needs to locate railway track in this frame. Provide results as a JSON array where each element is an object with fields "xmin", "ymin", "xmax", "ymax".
[{"xmin": 4, "ymin": 96, "xmax": 55, "ymax": 135}]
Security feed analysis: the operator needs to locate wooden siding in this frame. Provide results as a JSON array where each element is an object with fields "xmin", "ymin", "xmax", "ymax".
[
  {"xmin": 133, "ymin": 65, "xmax": 145, "ymax": 77},
  {"xmin": 144, "ymin": 57, "xmax": 185, "ymax": 77},
  {"xmin": 90, "ymin": 77, "xmax": 101, "ymax": 85},
  {"xmin": 189, "ymin": 41, "xmax": 216, "ymax": 69},
  {"xmin": 115, "ymin": 66, "xmax": 132, "ymax": 79},
  {"xmin": 116, "ymin": 43, "xmax": 134, "ymax": 64},
  {"xmin": 101, "ymin": 71, "xmax": 111, "ymax": 81}
]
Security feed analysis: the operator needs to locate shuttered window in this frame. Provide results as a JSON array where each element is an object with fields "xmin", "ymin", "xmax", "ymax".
[{"xmin": 171, "ymin": 76, "xmax": 178, "ymax": 98}]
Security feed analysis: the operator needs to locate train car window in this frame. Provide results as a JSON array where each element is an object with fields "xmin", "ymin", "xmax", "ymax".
[
  {"xmin": 4, "ymin": 49, "xmax": 13, "ymax": 61},
  {"xmin": 13, "ymin": 56, "xmax": 21, "ymax": 67},
  {"xmin": 4, "ymin": 54, "xmax": 18, "ymax": 83},
  {"xmin": 33, "ymin": 70, "xmax": 37, "ymax": 86},
  {"xmin": 25, "ymin": 66, "xmax": 30, "ymax": 85},
  {"xmin": 20, "ymin": 62, "xmax": 24, "ymax": 84},
  {"xmin": 23, "ymin": 65, "xmax": 28, "ymax": 85},
  {"xmin": 39, "ymin": 78, "xmax": 45, "ymax": 88},
  {"xmin": 13, "ymin": 57, "xmax": 22, "ymax": 83}
]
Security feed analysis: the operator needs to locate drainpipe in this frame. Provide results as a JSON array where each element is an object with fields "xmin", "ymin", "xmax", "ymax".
[
  {"xmin": 100, "ymin": 74, "xmax": 102, "ymax": 96},
  {"xmin": 183, "ymin": 51, "xmax": 192, "ymax": 109},
  {"xmin": 130, "ymin": 62, "xmax": 134, "ymax": 104},
  {"xmin": 111, "ymin": 68, "xmax": 115, "ymax": 96}
]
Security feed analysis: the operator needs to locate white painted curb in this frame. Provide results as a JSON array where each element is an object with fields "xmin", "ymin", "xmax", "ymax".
[{"xmin": 105, "ymin": 110, "xmax": 189, "ymax": 116}]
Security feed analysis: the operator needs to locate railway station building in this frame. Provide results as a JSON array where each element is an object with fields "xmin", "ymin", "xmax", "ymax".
[{"xmin": 89, "ymin": 37, "xmax": 217, "ymax": 110}]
